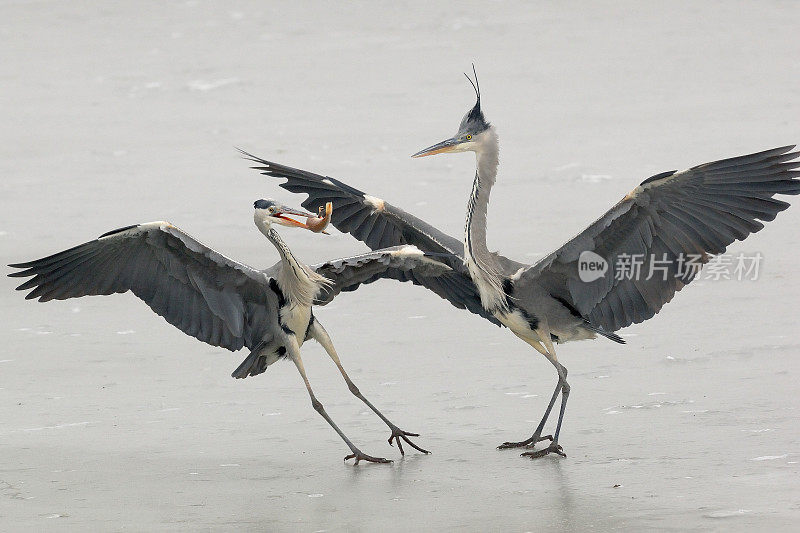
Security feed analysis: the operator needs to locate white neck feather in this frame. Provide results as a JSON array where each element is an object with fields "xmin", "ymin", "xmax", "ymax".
[
  {"xmin": 463, "ymin": 127, "xmax": 508, "ymax": 312},
  {"xmin": 255, "ymin": 216, "xmax": 330, "ymax": 307}
]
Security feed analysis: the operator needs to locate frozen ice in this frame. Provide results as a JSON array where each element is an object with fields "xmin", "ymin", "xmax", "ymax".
[
  {"xmin": 579, "ymin": 173, "xmax": 613, "ymax": 183},
  {"xmin": 187, "ymin": 78, "xmax": 240, "ymax": 92},
  {"xmin": 2, "ymin": 2, "xmax": 799, "ymax": 531}
]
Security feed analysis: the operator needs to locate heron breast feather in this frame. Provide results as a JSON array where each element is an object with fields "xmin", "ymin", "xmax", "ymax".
[{"xmin": 279, "ymin": 304, "xmax": 312, "ymax": 345}]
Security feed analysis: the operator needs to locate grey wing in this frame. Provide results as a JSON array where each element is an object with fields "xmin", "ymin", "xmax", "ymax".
[
  {"xmin": 239, "ymin": 150, "xmax": 465, "ymax": 259},
  {"xmin": 524, "ymin": 146, "xmax": 800, "ymax": 332},
  {"xmin": 311, "ymin": 245, "xmax": 502, "ymax": 326},
  {"xmin": 9, "ymin": 222, "xmax": 278, "ymax": 352}
]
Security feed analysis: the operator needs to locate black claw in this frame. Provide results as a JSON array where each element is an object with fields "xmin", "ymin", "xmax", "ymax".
[
  {"xmin": 388, "ymin": 429, "xmax": 430, "ymax": 455},
  {"xmin": 344, "ymin": 452, "xmax": 392, "ymax": 465},
  {"xmin": 402, "ymin": 435, "xmax": 430, "ymax": 454},
  {"xmin": 497, "ymin": 434, "xmax": 553, "ymax": 450},
  {"xmin": 521, "ymin": 443, "xmax": 566, "ymax": 459}
]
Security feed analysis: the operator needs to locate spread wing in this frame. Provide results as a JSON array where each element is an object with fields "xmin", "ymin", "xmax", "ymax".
[
  {"xmin": 242, "ymin": 150, "xmax": 503, "ymax": 324},
  {"xmin": 9, "ymin": 222, "xmax": 278, "ymax": 351},
  {"xmin": 311, "ymin": 245, "xmax": 501, "ymax": 325},
  {"xmin": 240, "ymin": 150, "xmax": 465, "ymax": 259},
  {"xmin": 311, "ymin": 245, "xmax": 450, "ymax": 304},
  {"xmin": 525, "ymin": 146, "xmax": 800, "ymax": 332}
]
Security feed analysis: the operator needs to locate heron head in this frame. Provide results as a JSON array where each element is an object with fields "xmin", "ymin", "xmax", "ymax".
[
  {"xmin": 253, "ymin": 199, "xmax": 323, "ymax": 231},
  {"xmin": 411, "ymin": 66, "xmax": 491, "ymax": 158}
]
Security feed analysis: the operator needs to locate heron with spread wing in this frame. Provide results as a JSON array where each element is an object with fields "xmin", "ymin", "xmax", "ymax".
[
  {"xmin": 10, "ymin": 200, "xmax": 448, "ymax": 464},
  {"xmin": 246, "ymin": 71, "xmax": 800, "ymax": 458}
]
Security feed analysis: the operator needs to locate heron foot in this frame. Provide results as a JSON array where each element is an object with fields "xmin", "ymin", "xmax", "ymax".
[
  {"xmin": 521, "ymin": 442, "xmax": 566, "ymax": 459},
  {"xmin": 344, "ymin": 450, "xmax": 392, "ymax": 465},
  {"xmin": 388, "ymin": 426, "xmax": 430, "ymax": 456},
  {"xmin": 497, "ymin": 434, "xmax": 553, "ymax": 450}
]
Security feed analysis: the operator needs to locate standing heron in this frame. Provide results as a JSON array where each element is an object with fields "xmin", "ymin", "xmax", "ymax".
[
  {"xmin": 245, "ymin": 71, "xmax": 800, "ymax": 458},
  {"xmin": 9, "ymin": 199, "xmax": 449, "ymax": 463}
]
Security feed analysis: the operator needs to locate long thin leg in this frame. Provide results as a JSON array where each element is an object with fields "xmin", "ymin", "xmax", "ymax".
[
  {"xmin": 521, "ymin": 318, "xmax": 568, "ymax": 459},
  {"xmin": 498, "ymin": 377, "xmax": 558, "ymax": 448},
  {"xmin": 497, "ymin": 336, "xmax": 556, "ymax": 449},
  {"xmin": 309, "ymin": 320, "xmax": 429, "ymax": 456},
  {"xmin": 286, "ymin": 335, "xmax": 390, "ymax": 465}
]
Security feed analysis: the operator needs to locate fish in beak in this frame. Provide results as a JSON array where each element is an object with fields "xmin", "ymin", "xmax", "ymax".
[
  {"xmin": 306, "ymin": 202, "xmax": 333, "ymax": 234},
  {"xmin": 254, "ymin": 199, "xmax": 334, "ymax": 233},
  {"xmin": 271, "ymin": 204, "xmax": 318, "ymax": 229}
]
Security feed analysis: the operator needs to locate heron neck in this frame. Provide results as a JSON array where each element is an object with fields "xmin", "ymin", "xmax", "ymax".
[
  {"xmin": 260, "ymin": 224, "xmax": 325, "ymax": 306},
  {"xmin": 464, "ymin": 127, "xmax": 507, "ymax": 311}
]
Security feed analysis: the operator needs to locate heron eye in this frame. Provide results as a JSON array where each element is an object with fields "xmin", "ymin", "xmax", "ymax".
[{"xmin": 466, "ymin": 134, "xmax": 472, "ymax": 140}]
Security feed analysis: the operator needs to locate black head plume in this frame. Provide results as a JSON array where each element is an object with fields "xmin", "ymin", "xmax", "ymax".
[
  {"xmin": 464, "ymin": 64, "xmax": 480, "ymax": 108},
  {"xmin": 459, "ymin": 64, "xmax": 490, "ymax": 134}
]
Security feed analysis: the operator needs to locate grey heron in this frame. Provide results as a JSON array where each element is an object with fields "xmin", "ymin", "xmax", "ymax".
[
  {"xmin": 9, "ymin": 199, "xmax": 448, "ymax": 463},
  {"xmin": 245, "ymin": 71, "xmax": 800, "ymax": 458}
]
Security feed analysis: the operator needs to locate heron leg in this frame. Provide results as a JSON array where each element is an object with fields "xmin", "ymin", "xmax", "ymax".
[
  {"xmin": 497, "ymin": 377, "xmax": 558, "ymax": 448},
  {"xmin": 286, "ymin": 335, "xmax": 390, "ymax": 465},
  {"xmin": 521, "ymin": 319, "xmax": 568, "ymax": 459},
  {"xmin": 309, "ymin": 320, "xmax": 429, "ymax": 456},
  {"xmin": 497, "ymin": 336, "xmax": 556, "ymax": 449}
]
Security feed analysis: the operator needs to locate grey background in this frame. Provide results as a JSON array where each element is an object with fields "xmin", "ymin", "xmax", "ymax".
[{"xmin": 2, "ymin": 1, "xmax": 799, "ymax": 531}]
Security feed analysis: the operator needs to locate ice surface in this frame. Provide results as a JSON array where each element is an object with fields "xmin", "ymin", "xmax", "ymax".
[{"xmin": 1, "ymin": 1, "xmax": 799, "ymax": 531}]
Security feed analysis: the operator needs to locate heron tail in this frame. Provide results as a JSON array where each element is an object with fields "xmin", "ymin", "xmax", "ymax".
[{"xmin": 231, "ymin": 342, "xmax": 284, "ymax": 379}]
